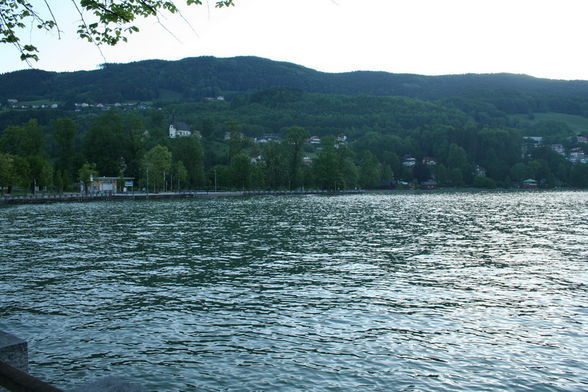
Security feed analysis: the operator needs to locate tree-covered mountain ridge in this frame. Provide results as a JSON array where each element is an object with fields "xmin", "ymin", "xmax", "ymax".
[{"xmin": 4, "ymin": 56, "xmax": 588, "ymax": 107}]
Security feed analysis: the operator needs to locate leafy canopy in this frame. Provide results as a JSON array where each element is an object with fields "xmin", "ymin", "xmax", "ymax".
[{"xmin": 0, "ymin": 0, "xmax": 234, "ymax": 62}]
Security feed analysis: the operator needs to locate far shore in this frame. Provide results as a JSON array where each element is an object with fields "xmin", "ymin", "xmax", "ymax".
[{"xmin": 1, "ymin": 187, "xmax": 582, "ymax": 207}]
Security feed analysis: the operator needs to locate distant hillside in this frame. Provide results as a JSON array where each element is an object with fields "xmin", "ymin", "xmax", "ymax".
[{"xmin": 3, "ymin": 56, "xmax": 588, "ymax": 114}]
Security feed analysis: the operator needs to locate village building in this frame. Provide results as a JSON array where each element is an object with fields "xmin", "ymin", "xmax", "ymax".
[
  {"xmin": 521, "ymin": 136, "xmax": 544, "ymax": 158},
  {"xmin": 169, "ymin": 121, "xmax": 192, "ymax": 138},
  {"xmin": 569, "ymin": 147, "xmax": 587, "ymax": 164},
  {"xmin": 225, "ymin": 131, "xmax": 245, "ymax": 141},
  {"xmin": 402, "ymin": 156, "xmax": 416, "ymax": 167},
  {"xmin": 551, "ymin": 144, "xmax": 565, "ymax": 155},
  {"xmin": 308, "ymin": 136, "xmax": 321, "ymax": 145},
  {"xmin": 254, "ymin": 134, "xmax": 279, "ymax": 143},
  {"xmin": 475, "ymin": 165, "xmax": 487, "ymax": 177},
  {"xmin": 523, "ymin": 136, "xmax": 543, "ymax": 146},
  {"xmin": 422, "ymin": 157, "xmax": 437, "ymax": 166},
  {"xmin": 80, "ymin": 176, "xmax": 135, "ymax": 193}
]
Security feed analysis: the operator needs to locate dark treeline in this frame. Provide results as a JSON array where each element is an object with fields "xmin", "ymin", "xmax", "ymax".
[
  {"xmin": 1, "ymin": 88, "xmax": 588, "ymax": 194},
  {"xmin": 5, "ymin": 56, "xmax": 588, "ymax": 108}
]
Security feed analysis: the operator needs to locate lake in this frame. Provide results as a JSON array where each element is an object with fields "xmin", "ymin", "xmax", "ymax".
[{"xmin": 1, "ymin": 191, "xmax": 587, "ymax": 391}]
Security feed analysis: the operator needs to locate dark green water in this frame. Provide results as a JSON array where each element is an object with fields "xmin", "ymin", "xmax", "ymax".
[{"xmin": 1, "ymin": 191, "xmax": 587, "ymax": 391}]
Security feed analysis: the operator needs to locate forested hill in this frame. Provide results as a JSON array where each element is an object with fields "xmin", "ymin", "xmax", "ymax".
[
  {"xmin": 2, "ymin": 56, "xmax": 588, "ymax": 193},
  {"xmin": 3, "ymin": 56, "xmax": 588, "ymax": 108}
]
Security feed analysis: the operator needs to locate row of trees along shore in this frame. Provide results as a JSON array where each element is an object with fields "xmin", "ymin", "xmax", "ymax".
[{"xmin": 1, "ymin": 107, "xmax": 588, "ymax": 195}]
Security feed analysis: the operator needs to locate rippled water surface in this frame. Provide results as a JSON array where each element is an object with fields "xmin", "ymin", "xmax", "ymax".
[{"xmin": 1, "ymin": 191, "xmax": 587, "ymax": 391}]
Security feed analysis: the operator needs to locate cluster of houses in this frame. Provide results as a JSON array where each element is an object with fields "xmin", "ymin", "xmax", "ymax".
[
  {"xmin": 169, "ymin": 121, "xmax": 351, "ymax": 167},
  {"xmin": 550, "ymin": 141, "xmax": 587, "ymax": 164},
  {"xmin": 4, "ymin": 99, "xmax": 58, "ymax": 110},
  {"xmin": 253, "ymin": 134, "xmax": 279, "ymax": 143},
  {"xmin": 2, "ymin": 99, "xmax": 154, "ymax": 111},
  {"xmin": 169, "ymin": 121, "xmax": 350, "ymax": 149},
  {"xmin": 167, "ymin": 121, "xmax": 588, "ymax": 190},
  {"xmin": 74, "ymin": 102, "xmax": 151, "ymax": 111},
  {"xmin": 401, "ymin": 156, "xmax": 437, "ymax": 167},
  {"xmin": 522, "ymin": 135, "xmax": 588, "ymax": 164},
  {"xmin": 307, "ymin": 134, "xmax": 348, "ymax": 145}
]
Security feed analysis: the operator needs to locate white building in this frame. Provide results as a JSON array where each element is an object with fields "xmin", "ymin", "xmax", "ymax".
[
  {"xmin": 308, "ymin": 136, "xmax": 321, "ymax": 145},
  {"xmin": 169, "ymin": 121, "xmax": 192, "ymax": 138},
  {"xmin": 402, "ymin": 156, "xmax": 416, "ymax": 167},
  {"xmin": 551, "ymin": 144, "xmax": 565, "ymax": 155},
  {"xmin": 569, "ymin": 148, "xmax": 587, "ymax": 164}
]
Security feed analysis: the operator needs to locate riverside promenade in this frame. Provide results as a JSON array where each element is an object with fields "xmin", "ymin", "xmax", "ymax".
[{"xmin": 0, "ymin": 189, "xmax": 364, "ymax": 206}]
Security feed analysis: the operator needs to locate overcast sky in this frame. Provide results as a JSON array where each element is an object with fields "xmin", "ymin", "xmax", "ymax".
[{"xmin": 2, "ymin": 0, "xmax": 588, "ymax": 80}]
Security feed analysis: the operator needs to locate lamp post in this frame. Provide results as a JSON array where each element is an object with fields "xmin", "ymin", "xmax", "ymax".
[{"xmin": 146, "ymin": 167, "xmax": 149, "ymax": 195}]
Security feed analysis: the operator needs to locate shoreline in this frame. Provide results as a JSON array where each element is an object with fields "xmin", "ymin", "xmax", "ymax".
[
  {"xmin": 1, "ymin": 187, "xmax": 583, "ymax": 206},
  {"xmin": 0, "ymin": 189, "xmax": 366, "ymax": 206}
]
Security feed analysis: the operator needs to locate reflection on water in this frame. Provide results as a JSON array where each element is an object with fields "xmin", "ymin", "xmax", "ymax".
[{"xmin": 1, "ymin": 191, "xmax": 587, "ymax": 391}]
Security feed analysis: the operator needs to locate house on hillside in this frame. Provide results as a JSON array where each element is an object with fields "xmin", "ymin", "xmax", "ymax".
[
  {"xmin": 523, "ymin": 136, "xmax": 543, "ymax": 146},
  {"xmin": 475, "ymin": 165, "xmax": 487, "ymax": 177},
  {"xmin": 522, "ymin": 136, "xmax": 544, "ymax": 158},
  {"xmin": 402, "ymin": 155, "xmax": 416, "ymax": 167},
  {"xmin": 250, "ymin": 155, "xmax": 263, "ymax": 164},
  {"xmin": 551, "ymin": 144, "xmax": 565, "ymax": 155},
  {"xmin": 254, "ymin": 134, "xmax": 279, "ymax": 143},
  {"xmin": 169, "ymin": 121, "xmax": 192, "ymax": 138},
  {"xmin": 569, "ymin": 147, "xmax": 587, "ymax": 164},
  {"xmin": 308, "ymin": 136, "xmax": 321, "ymax": 145},
  {"xmin": 422, "ymin": 157, "xmax": 437, "ymax": 166}
]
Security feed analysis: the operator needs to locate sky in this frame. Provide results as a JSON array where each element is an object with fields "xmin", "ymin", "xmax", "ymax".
[{"xmin": 2, "ymin": 0, "xmax": 588, "ymax": 80}]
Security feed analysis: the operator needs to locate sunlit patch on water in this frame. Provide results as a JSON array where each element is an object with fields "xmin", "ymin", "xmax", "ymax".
[{"xmin": 1, "ymin": 191, "xmax": 587, "ymax": 391}]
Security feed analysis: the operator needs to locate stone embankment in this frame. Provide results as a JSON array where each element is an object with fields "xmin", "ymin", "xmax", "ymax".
[
  {"xmin": 1, "ymin": 330, "xmax": 145, "ymax": 391},
  {"xmin": 0, "ymin": 190, "xmax": 364, "ymax": 206}
]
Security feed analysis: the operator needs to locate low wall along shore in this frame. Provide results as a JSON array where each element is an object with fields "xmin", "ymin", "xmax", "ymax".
[
  {"xmin": 0, "ymin": 331, "xmax": 28, "ymax": 372},
  {"xmin": 0, "ymin": 331, "xmax": 145, "ymax": 391},
  {"xmin": 0, "ymin": 190, "xmax": 364, "ymax": 206}
]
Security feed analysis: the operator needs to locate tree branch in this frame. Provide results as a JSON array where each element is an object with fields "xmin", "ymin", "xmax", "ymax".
[{"xmin": 43, "ymin": 0, "xmax": 62, "ymax": 39}]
